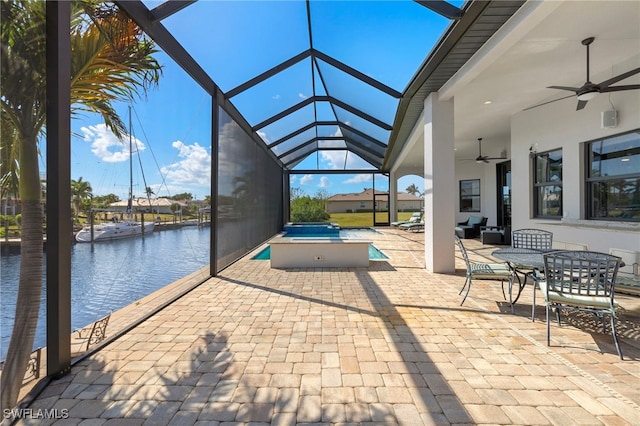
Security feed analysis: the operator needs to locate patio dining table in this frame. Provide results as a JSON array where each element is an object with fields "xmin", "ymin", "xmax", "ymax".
[
  {"xmin": 492, "ymin": 247, "xmax": 627, "ymax": 319},
  {"xmin": 492, "ymin": 247, "xmax": 554, "ymax": 318}
]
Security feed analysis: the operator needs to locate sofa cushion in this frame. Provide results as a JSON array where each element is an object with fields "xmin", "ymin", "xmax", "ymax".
[{"xmin": 467, "ymin": 216, "xmax": 484, "ymax": 226}]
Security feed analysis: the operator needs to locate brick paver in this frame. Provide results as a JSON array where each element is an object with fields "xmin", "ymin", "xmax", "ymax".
[{"xmin": 12, "ymin": 229, "xmax": 640, "ymax": 425}]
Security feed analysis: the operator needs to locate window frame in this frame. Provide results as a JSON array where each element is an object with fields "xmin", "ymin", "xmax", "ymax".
[
  {"xmin": 532, "ymin": 148, "xmax": 563, "ymax": 219},
  {"xmin": 459, "ymin": 179, "xmax": 480, "ymax": 213},
  {"xmin": 585, "ymin": 129, "xmax": 640, "ymax": 222}
]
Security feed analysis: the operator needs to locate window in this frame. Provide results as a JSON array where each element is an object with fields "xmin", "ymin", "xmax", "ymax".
[
  {"xmin": 586, "ymin": 130, "xmax": 640, "ymax": 221},
  {"xmin": 533, "ymin": 149, "xmax": 562, "ymax": 218},
  {"xmin": 459, "ymin": 179, "xmax": 480, "ymax": 212}
]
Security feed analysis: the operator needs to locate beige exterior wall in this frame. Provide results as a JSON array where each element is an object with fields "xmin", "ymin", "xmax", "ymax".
[
  {"xmin": 327, "ymin": 199, "xmax": 420, "ymax": 213},
  {"xmin": 327, "ymin": 200, "xmax": 376, "ymax": 213},
  {"xmin": 397, "ymin": 200, "xmax": 422, "ymax": 211}
]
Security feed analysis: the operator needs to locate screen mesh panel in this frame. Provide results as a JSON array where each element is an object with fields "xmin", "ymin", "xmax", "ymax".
[{"xmin": 216, "ymin": 107, "xmax": 284, "ymax": 271}]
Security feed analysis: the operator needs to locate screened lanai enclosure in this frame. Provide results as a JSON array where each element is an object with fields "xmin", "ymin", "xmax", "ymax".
[
  {"xmin": 5, "ymin": 0, "xmax": 639, "ymax": 408},
  {"xmin": 30, "ymin": 0, "xmax": 466, "ymax": 379},
  {"xmin": 113, "ymin": 0, "xmax": 459, "ymax": 269}
]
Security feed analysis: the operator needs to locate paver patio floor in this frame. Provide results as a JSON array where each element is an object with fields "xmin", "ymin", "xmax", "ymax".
[{"xmin": 14, "ymin": 229, "xmax": 640, "ymax": 425}]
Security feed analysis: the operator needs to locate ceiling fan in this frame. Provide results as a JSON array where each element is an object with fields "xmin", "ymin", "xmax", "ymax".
[
  {"xmin": 474, "ymin": 138, "xmax": 506, "ymax": 163},
  {"xmin": 548, "ymin": 37, "xmax": 640, "ymax": 111}
]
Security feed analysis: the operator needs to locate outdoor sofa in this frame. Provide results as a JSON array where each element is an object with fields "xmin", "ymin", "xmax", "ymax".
[{"xmin": 455, "ymin": 215, "xmax": 487, "ymax": 239}]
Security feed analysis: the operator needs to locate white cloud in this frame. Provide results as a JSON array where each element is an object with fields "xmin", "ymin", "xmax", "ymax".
[
  {"xmin": 160, "ymin": 141, "xmax": 211, "ymax": 186},
  {"xmin": 320, "ymin": 150, "xmax": 375, "ymax": 170},
  {"xmin": 343, "ymin": 174, "xmax": 372, "ymax": 184},
  {"xmin": 318, "ymin": 176, "xmax": 331, "ymax": 188},
  {"xmin": 320, "ymin": 151, "xmax": 345, "ymax": 169},
  {"xmin": 298, "ymin": 92, "xmax": 308, "ymax": 99},
  {"xmin": 80, "ymin": 123, "xmax": 145, "ymax": 163},
  {"xmin": 300, "ymin": 174, "xmax": 314, "ymax": 185},
  {"xmin": 257, "ymin": 130, "xmax": 269, "ymax": 143},
  {"xmin": 272, "ymin": 94, "xmax": 281, "ymax": 100}
]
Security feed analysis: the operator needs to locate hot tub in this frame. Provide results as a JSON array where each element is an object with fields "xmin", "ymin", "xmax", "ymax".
[
  {"xmin": 269, "ymin": 236, "xmax": 371, "ymax": 268},
  {"xmin": 282, "ymin": 222, "xmax": 340, "ymax": 236}
]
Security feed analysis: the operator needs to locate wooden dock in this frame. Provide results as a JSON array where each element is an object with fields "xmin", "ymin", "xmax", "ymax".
[{"xmin": 0, "ymin": 221, "xmax": 210, "ymax": 254}]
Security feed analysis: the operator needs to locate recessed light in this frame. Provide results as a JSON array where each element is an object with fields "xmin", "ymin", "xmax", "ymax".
[{"xmin": 483, "ymin": 100, "xmax": 493, "ymax": 105}]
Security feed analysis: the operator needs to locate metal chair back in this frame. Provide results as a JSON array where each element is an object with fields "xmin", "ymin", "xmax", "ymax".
[
  {"xmin": 455, "ymin": 234, "xmax": 512, "ymax": 306},
  {"xmin": 512, "ymin": 228, "xmax": 553, "ymax": 250},
  {"xmin": 541, "ymin": 250, "xmax": 623, "ymax": 358},
  {"xmin": 75, "ymin": 312, "xmax": 111, "ymax": 353},
  {"xmin": 455, "ymin": 234, "xmax": 472, "ymax": 270},
  {"xmin": 543, "ymin": 250, "xmax": 619, "ymax": 298}
]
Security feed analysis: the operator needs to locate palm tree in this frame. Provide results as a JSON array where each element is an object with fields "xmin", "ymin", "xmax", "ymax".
[
  {"xmin": 144, "ymin": 185, "xmax": 155, "ymax": 213},
  {"xmin": 405, "ymin": 183, "xmax": 422, "ymax": 197},
  {"xmin": 1, "ymin": 0, "xmax": 162, "ymax": 410},
  {"xmin": 0, "ymin": 120, "xmax": 20, "ymax": 203},
  {"xmin": 71, "ymin": 177, "xmax": 93, "ymax": 223}
]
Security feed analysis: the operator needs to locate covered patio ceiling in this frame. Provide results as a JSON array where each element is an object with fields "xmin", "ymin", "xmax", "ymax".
[{"xmin": 115, "ymin": 0, "xmax": 471, "ymax": 172}]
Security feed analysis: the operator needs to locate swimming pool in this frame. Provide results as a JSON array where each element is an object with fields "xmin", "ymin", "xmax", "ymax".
[
  {"xmin": 251, "ymin": 223, "xmax": 389, "ymax": 262},
  {"xmin": 252, "ymin": 243, "xmax": 388, "ymax": 260}
]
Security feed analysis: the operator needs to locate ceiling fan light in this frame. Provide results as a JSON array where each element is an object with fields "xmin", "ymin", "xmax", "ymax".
[{"xmin": 577, "ymin": 90, "xmax": 598, "ymax": 101}]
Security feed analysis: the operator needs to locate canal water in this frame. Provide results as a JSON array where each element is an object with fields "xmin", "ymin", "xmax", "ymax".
[{"xmin": 1, "ymin": 226, "xmax": 211, "ymax": 361}]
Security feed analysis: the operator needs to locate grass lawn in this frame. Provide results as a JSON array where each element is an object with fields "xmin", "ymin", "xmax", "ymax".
[{"xmin": 328, "ymin": 212, "xmax": 416, "ymax": 227}]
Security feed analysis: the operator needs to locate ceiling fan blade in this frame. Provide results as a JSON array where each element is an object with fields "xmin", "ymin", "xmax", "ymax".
[
  {"xmin": 576, "ymin": 99, "xmax": 588, "ymax": 110},
  {"xmin": 598, "ymin": 67, "xmax": 640, "ymax": 89},
  {"xmin": 600, "ymin": 84, "xmax": 640, "ymax": 92},
  {"xmin": 547, "ymin": 85, "xmax": 580, "ymax": 92},
  {"xmin": 523, "ymin": 94, "xmax": 575, "ymax": 111}
]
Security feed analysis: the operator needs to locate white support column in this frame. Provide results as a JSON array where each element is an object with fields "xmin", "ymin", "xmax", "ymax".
[
  {"xmin": 423, "ymin": 93, "xmax": 455, "ymax": 273},
  {"xmin": 389, "ymin": 170, "xmax": 398, "ymax": 223}
]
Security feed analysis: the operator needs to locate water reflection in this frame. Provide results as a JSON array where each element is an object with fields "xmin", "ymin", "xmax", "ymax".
[{"xmin": 1, "ymin": 226, "xmax": 210, "ymax": 360}]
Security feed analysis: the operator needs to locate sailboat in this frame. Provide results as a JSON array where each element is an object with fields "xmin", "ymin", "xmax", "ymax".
[{"xmin": 75, "ymin": 107, "xmax": 155, "ymax": 243}]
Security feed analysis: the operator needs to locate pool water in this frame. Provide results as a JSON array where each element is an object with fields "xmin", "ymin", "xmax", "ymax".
[
  {"xmin": 252, "ymin": 226, "xmax": 388, "ymax": 261},
  {"xmin": 285, "ymin": 227, "xmax": 382, "ymax": 239},
  {"xmin": 252, "ymin": 242, "xmax": 388, "ymax": 261}
]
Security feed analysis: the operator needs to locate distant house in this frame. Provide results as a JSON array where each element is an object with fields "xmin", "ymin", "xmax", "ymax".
[
  {"xmin": 326, "ymin": 189, "xmax": 422, "ymax": 213},
  {"xmin": 108, "ymin": 197, "xmax": 188, "ymax": 214}
]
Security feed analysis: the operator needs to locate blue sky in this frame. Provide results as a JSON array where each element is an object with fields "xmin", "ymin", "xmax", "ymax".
[{"xmin": 57, "ymin": 1, "xmax": 455, "ymax": 201}]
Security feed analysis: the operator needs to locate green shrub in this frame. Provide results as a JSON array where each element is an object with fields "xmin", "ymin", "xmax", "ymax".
[{"xmin": 290, "ymin": 196, "xmax": 330, "ymax": 222}]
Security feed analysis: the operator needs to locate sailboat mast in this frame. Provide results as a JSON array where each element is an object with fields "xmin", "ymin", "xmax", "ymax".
[{"xmin": 128, "ymin": 106, "xmax": 133, "ymax": 215}]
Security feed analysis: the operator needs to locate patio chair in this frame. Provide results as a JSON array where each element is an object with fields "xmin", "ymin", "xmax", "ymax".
[
  {"xmin": 609, "ymin": 248, "xmax": 640, "ymax": 296},
  {"xmin": 75, "ymin": 312, "xmax": 111, "ymax": 352},
  {"xmin": 391, "ymin": 212, "xmax": 421, "ymax": 227},
  {"xmin": 455, "ymin": 235, "xmax": 513, "ymax": 305},
  {"xmin": 540, "ymin": 250, "xmax": 623, "ymax": 359},
  {"xmin": 512, "ymin": 228, "xmax": 553, "ymax": 250},
  {"xmin": 511, "ymin": 228, "xmax": 553, "ymax": 319}
]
